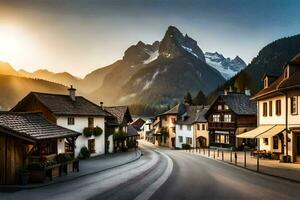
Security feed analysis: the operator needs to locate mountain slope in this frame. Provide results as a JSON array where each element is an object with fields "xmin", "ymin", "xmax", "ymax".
[
  {"xmin": 0, "ymin": 74, "xmax": 69, "ymax": 110},
  {"xmin": 93, "ymin": 26, "xmax": 225, "ymax": 105},
  {"xmin": 208, "ymin": 34, "xmax": 300, "ymax": 101},
  {"xmin": 205, "ymin": 52, "xmax": 246, "ymax": 79},
  {"xmin": 0, "ymin": 61, "xmax": 19, "ymax": 76}
]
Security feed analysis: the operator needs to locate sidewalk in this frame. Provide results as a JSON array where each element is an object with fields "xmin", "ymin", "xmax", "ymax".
[
  {"xmin": 0, "ymin": 149, "xmax": 141, "ymax": 191},
  {"xmin": 185, "ymin": 148, "xmax": 300, "ymax": 183}
]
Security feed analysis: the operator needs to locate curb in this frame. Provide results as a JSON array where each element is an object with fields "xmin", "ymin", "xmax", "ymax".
[
  {"xmin": 186, "ymin": 151, "xmax": 300, "ymax": 185},
  {"xmin": 0, "ymin": 150, "xmax": 142, "ymax": 191}
]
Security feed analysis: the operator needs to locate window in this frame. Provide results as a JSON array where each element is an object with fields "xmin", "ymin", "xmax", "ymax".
[
  {"xmin": 197, "ymin": 124, "xmax": 200, "ymax": 131},
  {"xmin": 224, "ymin": 114, "xmax": 232, "ymax": 122},
  {"xmin": 187, "ymin": 125, "xmax": 191, "ymax": 131},
  {"xmin": 225, "ymin": 135, "xmax": 229, "ymax": 144},
  {"xmin": 215, "ymin": 135, "xmax": 220, "ymax": 143},
  {"xmin": 88, "ymin": 117, "xmax": 94, "ymax": 128},
  {"xmin": 172, "ymin": 127, "xmax": 176, "ymax": 133},
  {"xmin": 171, "ymin": 117, "xmax": 176, "ymax": 123},
  {"xmin": 219, "ymin": 135, "xmax": 229, "ymax": 144},
  {"xmin": 264, "ymin": 77, "xmax": 268, "ymax": 88},
  {"xmin": 269, "ymin": 101, "xmax": 272, "ymax": 116},
  {"xmin": 68, "ymin": 117, "xmax": 75, "ymax": 125},
  {"xmin": 291, "ymin": 96, "xmax": 298, "ymax": 115},
  {"xmin": 263, "ymin": 138, "xmax": 269, "ymax": 145},
  {"xmin": 284, "ymin": 67, "xmax": 289, "ymax": 79},
  {"xmin": 179, "ymin": 125, "xmax": 183, "ymax": 130},
  {"xmin": 212, "ymin": 114, "xmax": 220, "ymax": 122},
  {"xmin": 202, "ymin": 124, "xmax": 205, "ymax": 130},
  {"xmin": 178, "ymin": 136, "xmax": 183, "ymax": 143},
  {"xmin": 224, "ymin": 105, "xmax": 229, "ymax": 110},
  {"xmin": 273, "ymin": 136, "xmax": 278, "ymax": 149},
  {"xmin": 65, "ymin": 142, "xmax": 72, "ymax": 152},
  {"xmin": 276, "ymin": 100, "xmax": 281, "ymax": 116},
  {"xmin": 263, "ymin": 102, "xmax": 267, "ymax": 117},
  {"xmin": 217, "ymin": 105, "xmax": 222, "ymax": 110},
  {"xmin": 186, "ymin": 137, "xmax": 192, "ymax": 145},
  {"xmin": 88, "ymin": 139, "xmax": 95, "ymax": 153}
]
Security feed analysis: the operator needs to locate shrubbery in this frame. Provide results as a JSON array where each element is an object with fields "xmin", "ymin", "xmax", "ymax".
[
  {"xmin": 79, "ymin": 146, "xmax": 90, "ymax": 159},
  {"xmin": 83, "ymin": 126, "xmax": 103, "ymax": 137},
  {"xmin": 181, "ymin": 143, "xmax": 191, "ymax": 149}
]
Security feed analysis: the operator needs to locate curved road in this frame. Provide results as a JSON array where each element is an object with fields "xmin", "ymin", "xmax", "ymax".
[{"xmin": 2, "ymin": 141, "xmax": 300, "ymax": 200}]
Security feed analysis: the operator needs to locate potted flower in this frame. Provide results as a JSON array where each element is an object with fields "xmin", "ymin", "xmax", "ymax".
[
  {"xmin": 93, "ymin": 126, "xmax": 103, "ymax": 137},
  {"xmin": 18, "ymin": 166, "xmax": 30, "ymax": 185}
]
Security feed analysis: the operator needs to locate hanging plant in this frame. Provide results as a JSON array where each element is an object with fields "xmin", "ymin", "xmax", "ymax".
[
  {"xmin": 83, "ymin": 127, "xmax": 93, "ymax": 137},
  {"xmin": 93, "ymin": 126, "xmax": 103, "ymax": 137}
]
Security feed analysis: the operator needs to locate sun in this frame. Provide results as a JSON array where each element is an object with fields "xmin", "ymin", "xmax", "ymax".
[{"xmin": 0, "ymin": 24, "xmax": 27, "ymax": 61}]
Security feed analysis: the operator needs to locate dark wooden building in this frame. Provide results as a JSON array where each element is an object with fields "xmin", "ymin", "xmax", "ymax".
[
  {"xmin": 0, "ymin": 112, "xmax": 80, "ymax": 185},
  {"xmin": 205, "ymin": 91, "xmax": 257, "ymax": 149}
]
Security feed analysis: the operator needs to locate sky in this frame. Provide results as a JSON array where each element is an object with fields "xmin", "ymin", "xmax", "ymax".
[{"xmin": 0, "ymin": 0, "xmax": 300, "ymax": 78}]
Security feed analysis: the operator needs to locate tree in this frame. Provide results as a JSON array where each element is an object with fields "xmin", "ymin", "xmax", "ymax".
[
  {"xmin": 193, "ymin": 90, "xmax": 207, "ymax": 105},
  {"xmin": 184, "ymin": 92, "xmax": 193, "ymax": 105},
  {"xmin": 234, "ymin": 71, "xmax": 251, "ymax": 92}
]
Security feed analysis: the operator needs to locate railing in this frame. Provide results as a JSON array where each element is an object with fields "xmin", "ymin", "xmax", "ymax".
[{"xmin": 208, "ymin": 122, "xmax": 235, "ymax": 129}]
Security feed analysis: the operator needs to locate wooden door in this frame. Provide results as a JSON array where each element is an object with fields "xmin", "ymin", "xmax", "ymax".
[{"xmin": 296, "ymin": 134, "xmax": 300, "ymax": 163}]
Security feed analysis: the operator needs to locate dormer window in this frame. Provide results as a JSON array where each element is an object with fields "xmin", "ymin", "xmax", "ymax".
[
  {"xmin": 217, "ymin": 105, "xmax": 222, "ymax": 110},
  {"xmin": 264, "ymin": 77, "xmax": 269, "ymax": 88}
]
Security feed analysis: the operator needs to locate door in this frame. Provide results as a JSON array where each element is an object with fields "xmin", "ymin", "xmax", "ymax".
[
  {"xmin": 0, "ymin": 134, "xmax": 6, "ymax": 184},
  {"xmin": 171, "ymin": 137, "xmax": 175, "ymax": 147},
  {"xmin": 296, "ymin": 134, "xmax": 300, "ymax": 162}
]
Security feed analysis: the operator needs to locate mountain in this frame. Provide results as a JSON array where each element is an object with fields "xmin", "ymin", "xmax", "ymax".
[
  {"xmin": 18, "ymin": 69, "xmax": 81, "ymax": 87},
  {"xmin": 208, "ymin": 34, "xmax": 300, "ymax": 102},
  {"xmin": 205, "ymin": 52, "xmax": 246, "ymax": 80},
  {"xmin": 0, "ymin": 74, "xmax": 69, "ymax": 110},
  {"xmin": 0, "ymin": 61, "xmax": 19, "ymax": 76},
  {"xmin": 90, "ymin": 26, "xmax": 225, "ymax": 106}
]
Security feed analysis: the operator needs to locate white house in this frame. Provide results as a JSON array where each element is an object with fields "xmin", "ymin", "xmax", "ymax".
[
  {"xmin": 12, "ymin": 86, "xmax": 109, "ymax": 157},
  {"xmin": 238, "ymin": 53, "xmax": 300, "ymax": 163},
  {"xmin": 175, "ymin": 105, "xmax": 209, "ymax": 148}
]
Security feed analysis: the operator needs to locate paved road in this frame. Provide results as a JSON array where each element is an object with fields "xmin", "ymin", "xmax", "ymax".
[
  {"xmin": 151, "ymin": 149, "xmax": 300, "ymax": 200},
  {"xmin": 2, "ymin": 142, "xmax": 300, "ymax": 200}
]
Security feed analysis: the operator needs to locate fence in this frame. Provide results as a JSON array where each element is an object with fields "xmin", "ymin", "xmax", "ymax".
[{"xmin": 184, "ymin": 147, "xmax": 300, "ymax": 182}]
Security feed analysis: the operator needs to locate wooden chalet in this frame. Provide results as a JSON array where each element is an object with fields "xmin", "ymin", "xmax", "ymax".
[
  {"xmin": 205, "ymin": 91, "xmax": 257, "ymax": 149},
  {"xmin": 0, "ymin": 112, "xmax": 80, "ymax": 185}
]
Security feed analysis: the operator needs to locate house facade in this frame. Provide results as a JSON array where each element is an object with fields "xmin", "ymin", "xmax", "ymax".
[
  {"xmin": 153, "ymin": 103, "xmax": 186, "ymax": 148},
  {"xmin": 11, "ymin": 86, "xmax": 109, "ymax": 157},
  {"xmin": 175, "ymin": 105, "xmax": 209, "ymax": 149},
  {"xmin": 206, "ymin": 90, "xmax": 257, "ymax": 149},
  {"xmin": 238, "ymin": 53, "xmax": 300, "ymax": 162}
]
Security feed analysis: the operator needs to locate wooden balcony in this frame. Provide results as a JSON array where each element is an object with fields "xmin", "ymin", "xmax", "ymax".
[{"xmin": 208, "ymin": 122, "xmax": 236, "ymax": 130}]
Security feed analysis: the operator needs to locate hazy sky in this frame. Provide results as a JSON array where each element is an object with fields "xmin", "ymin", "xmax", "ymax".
[{"xmin": 0, "ymin": 0, "xmax": 300, "ymax": 77}]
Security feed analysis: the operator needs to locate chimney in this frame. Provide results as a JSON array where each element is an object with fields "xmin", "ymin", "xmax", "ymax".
[
  {"xmin": 100, "ymin": 102, "xmax": 104, "ymax": 109},
  {"xmin": 245, "ymin": 89, "xmax": 251, "ymax": 96},
  {"xmin": 68, "ymin": 85, "xmax": 76, "ymax": 101}
]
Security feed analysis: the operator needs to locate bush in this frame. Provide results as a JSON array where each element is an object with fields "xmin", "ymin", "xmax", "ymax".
[
  {"xmin": 181, "ymin": 144, "xmax": 191, "ymax": 150},
  {"xmin": 93, "ymin": 126, "xmax": 103, "ymax": 137},
  {"xmin": 127, "ymin": 140, "xmax": 136, "ymax": 149},
  {"xmin": 83, "ymin": 128, "xmax": 93, "ymax": 137},
  {"xmin": 79, "ymin": 146, "xmax": 90, "ymax": 159}
]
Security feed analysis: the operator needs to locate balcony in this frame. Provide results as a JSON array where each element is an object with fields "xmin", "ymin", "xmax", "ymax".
[{"xmin": 208, "ymin": 121, "xmax": 235, "ymax": 130}]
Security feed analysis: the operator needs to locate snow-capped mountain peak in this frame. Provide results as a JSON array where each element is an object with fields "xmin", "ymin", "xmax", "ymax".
[{"xmin": 205, "ymin": 52, "xmax": 246, "ymax": 80}]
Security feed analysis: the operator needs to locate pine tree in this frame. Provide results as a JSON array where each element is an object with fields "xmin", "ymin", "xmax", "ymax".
[
  {"xmin": 184, "ymin": 92, "xmax": 193, "ymax": 105},
  {"xmin": 193, "ymin": 90, "xmax": 207, "ymax": 105}
]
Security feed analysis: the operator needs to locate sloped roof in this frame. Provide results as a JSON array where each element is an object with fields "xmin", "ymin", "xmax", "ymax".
[
  {"xmin": 159, "ymin": 103, "xmax": 186, "ymax": 116},
  {"xmin": 221, "ymin": 93, "xmax": 256, "ymax": 115},
  {"xmin": 0, "ymin": 112, "xmax": 80, "ymax": 142},
  {"xmin": 12, "ymin": 92, "xmax": 109, "ymax": 116},
  {"xmin": 176, "ymin": 105, "xmax": 209, "ymax": 125},
  {"xmin": 104, "ymin": 106, "xmax": 133, "ymax": 126},
  {"xmin": 131, "ymin": 118, "xmax": 145, "ymax": 131},
  {"xmin": 253, "ymin": 53, "xmax": 300, "ymax": 100}
]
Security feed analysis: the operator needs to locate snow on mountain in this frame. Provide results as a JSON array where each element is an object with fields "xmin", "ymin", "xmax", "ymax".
[
  {"xmin": 143, "ymin": 50, "xmax": 159, "ymax": 64},
  {"xmin": 205, "ymin": 52, "xmax": 247, "ymax": 80}
]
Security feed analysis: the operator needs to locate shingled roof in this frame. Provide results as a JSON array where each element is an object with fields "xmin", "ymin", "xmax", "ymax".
[
  {"xmin": 131, "ymin": 118, "xmax": 145, "ymax": 131},
  {"xmin": 253, "ymin": 53, "xmax": 300, "ymax": 100},
  {"xmin": 0, "ymin": 112, "xmax": 80, "ymax": 142},
  {"xmin": 159, "ymin": 103, "xmax": 186, "ymax": 116},
  {"xmin": 127, "ymin": 124, "xmax": 139, "ymax": 137},
  {"xmin": 220, "ymin": 93, "xmax": 257, "ymax": 115},
  {"xmin": 176, "ymin": 105, "xmax": 209, "ymax": 125},
  {"xmin": 12, "ymin": 92, "xmax": 109, "ymax": 117},
  {"xmin": 104, "ymin": 106, "xmax": 133, "ymax": 126}
]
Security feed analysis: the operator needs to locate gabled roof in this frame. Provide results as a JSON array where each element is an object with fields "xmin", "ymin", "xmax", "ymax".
[
  {"xmin": 221, "ymin": 93, "xmax": 257, "ymax": 115},
  {"xmin": 104, "ymin": 106, "xmax": 133, "ymax": 126},
  {"xmin": 127, "ymin": 124, "xmax": 139, "ymax": 137},
  {"xmin": 176, "ymin": 105, "xmax": 209, "ymax": 125},
  {"xmin": 253, "ymin": 53, "xmax": 300, "ymax": 100},
  {"xmin": 131, "ymin": 118, "xmax": 145, "ymax": 131},
  {"xmin": 12, "ymin": 92, "xmax": 109, "ymax": 117},
  {"xmin": 159, "ymin": 103, "xmax": 186, "ymax": 116},
  {"xmin": 0, "ymin": 112, "xmax": 80, "ymax": 142}
]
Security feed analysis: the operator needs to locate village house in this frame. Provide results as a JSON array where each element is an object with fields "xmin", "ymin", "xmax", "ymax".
[
  {"xmin": 205, "ymin": 90, "xmax": 257, "ymax": 149},
  {"xmin": 11, "ymin": 86, "xmax": 109, "ymax": 157},
  {"xmin": 175, "ymin": 105, "xmax": 209, "ymax": 149},
  {"xmin": 0, "ymin": 112, "xmax": 80, "ymax": 185},
  {"xmin": 131, "ymin": 118, "xmax": 146, "ymax": 139},
  {"xmin": 104, "ymin": 106, "xmax": 134, "ymax": 151},
  {"xmin": 153, "ymin": 103, "xmax": 186, "ymax": 148},
  {"xmin": 238, "ymin": 53, "xmax": 300, "ymax": 163}
]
